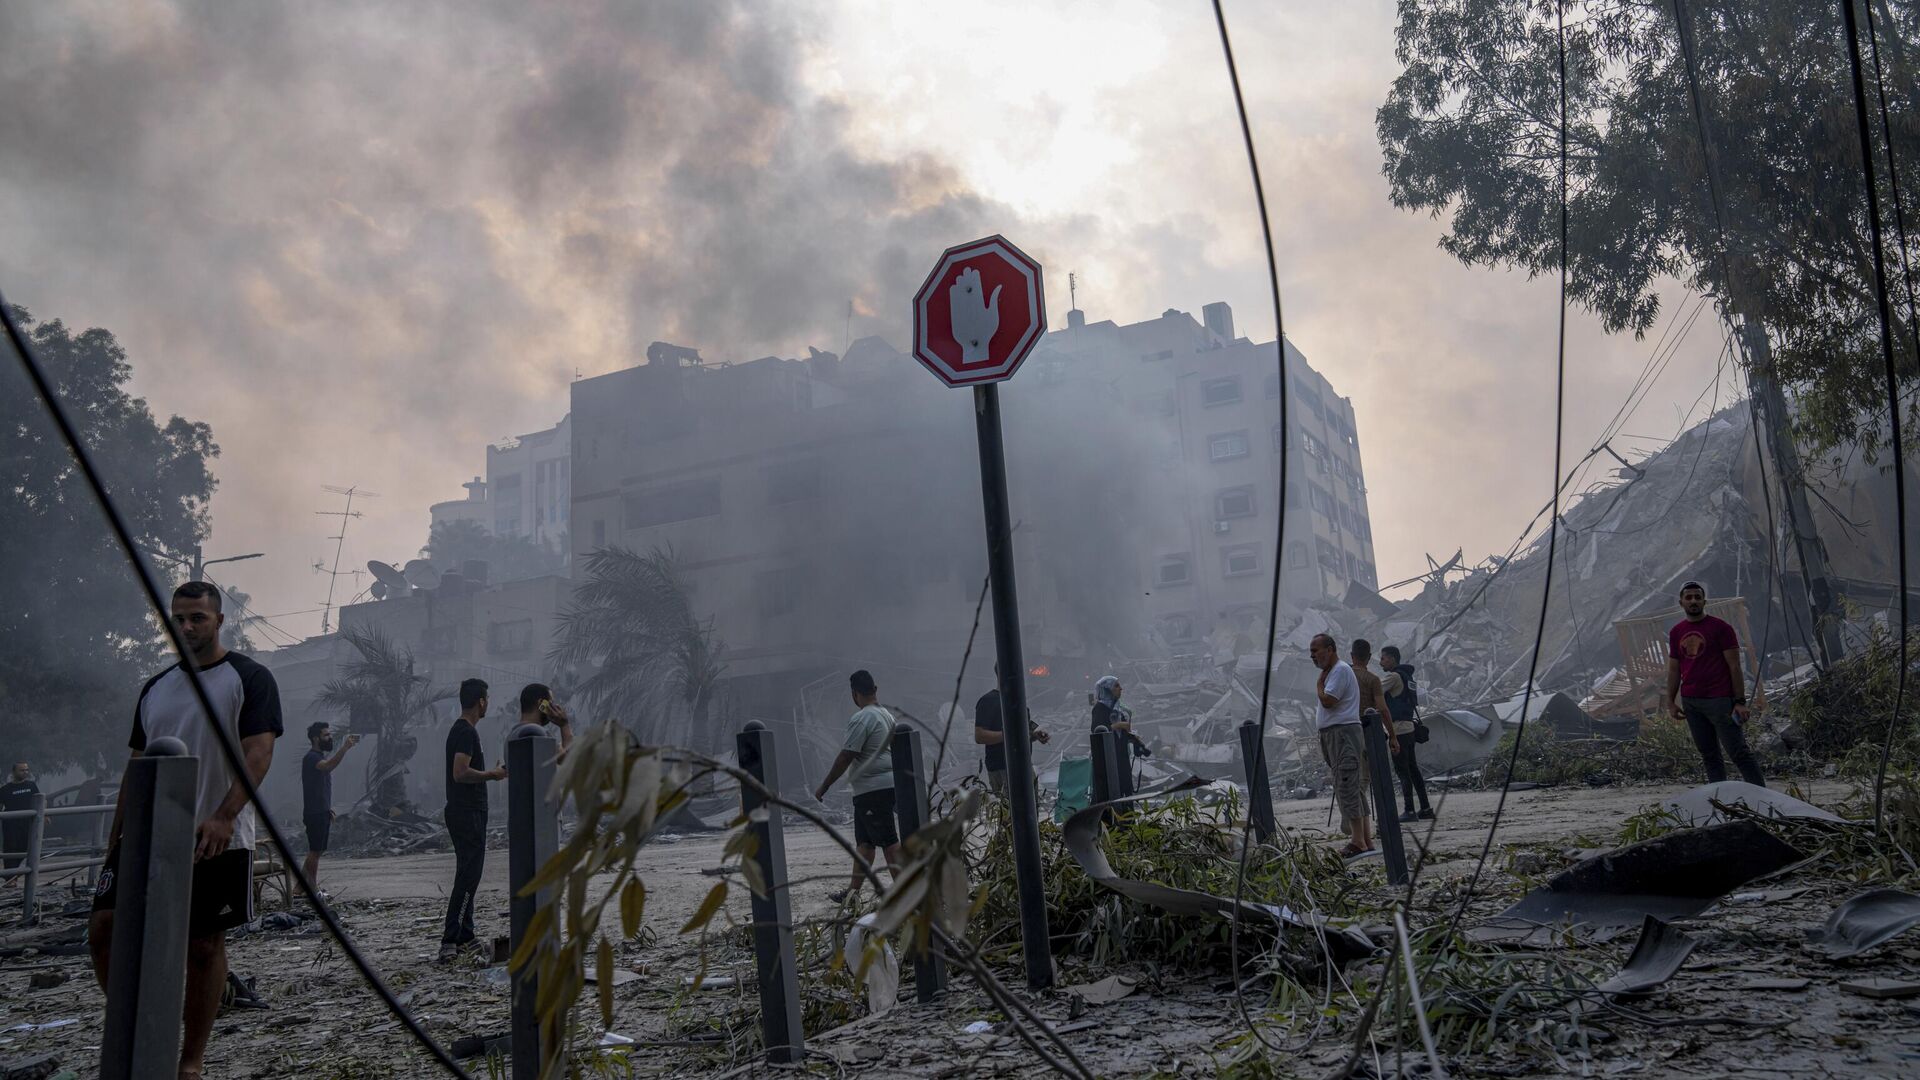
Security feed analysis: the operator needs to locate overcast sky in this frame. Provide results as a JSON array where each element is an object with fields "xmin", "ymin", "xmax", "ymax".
[{"xmin": 1, "ymin": 0, "xmax": 1730, "ymax": 642}]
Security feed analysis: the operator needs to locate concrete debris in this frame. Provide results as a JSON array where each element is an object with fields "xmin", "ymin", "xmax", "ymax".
[
  {"xmin": 1664, "ymin": 781, "xmax": 1848, "ymax": 828},
  {"xmin": 1473, "ymin": 819, "xmax": 1806, "ymax": 945},
  {"xmin": 1807, "ymin": 889, "xmax": 1920, "ymax": 960}
]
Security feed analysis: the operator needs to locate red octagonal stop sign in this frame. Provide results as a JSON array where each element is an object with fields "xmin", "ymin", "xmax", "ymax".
[{"xmin": 911, "ymin": 235, "xmax": 1047, "ymax": 387}]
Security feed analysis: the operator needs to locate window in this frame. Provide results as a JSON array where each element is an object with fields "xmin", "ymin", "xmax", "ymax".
[
  {"xmin": 591, "ymin": 520, "xmax": 606, "ymax": 548},
  {"xmin": 624, "ymin": 478, "xmax": 721, "ymax": 529},
  {"xmin": 1141, "ymin": 348, "xmax": 1176, "ymax": 362},
  {"xmin": 1302, "ymin": 432, "xmax": 1326, "ymax": 460},
  {"xmin": 1346, "ymin": 553, "xmax": 1362, "ymax": 580},
  {"xmin": 1288, "ymin": 543, "xmax": 1308, "ymax": 569},
  {"xmin": 1161, "ymin": 613, "xmax": 1197, "ymax": 643},
  {"xmin": 1215, "ymin": 486, "xmax": 1255, "ymax": 520},
  {"xmin": 1157, "ymin": 553, "xmax": 1192, "ymax": 586},
  {"xmin": 1208, "ymin": 430, "xmax": 1250, "ymax": 462},
  {"xmin": 489, "ymin": 619, "xmax": 533, "ymax": 655},
  {"xmin": 1308, "ymin": 481, "xmax": 1332, "ymax": 515},
  {"xmin": 1201, "ymin": 376, "xmax": 1242, "ymax": 407},
  {"xmin": 1360, "ymin": 560, "xmax": 1378, "ymax": 587},
  {"xmin": 1354, "ymin": 513, "xmax": 1373, "ymax": 542},
  {"xmin": 756, "ymin": 569, "xmax": 800, "ymax": 618},
  {"xmin": 766, "ymin": 460, "xmax": 823, "ymax": 504},
  {"xmin": 1317, "ymin": 539, "xmax": 1344, "ymax": 573},
  {"xmin": 1222, "ymin": 545, "xmax": 1260, "ymax": 577}
]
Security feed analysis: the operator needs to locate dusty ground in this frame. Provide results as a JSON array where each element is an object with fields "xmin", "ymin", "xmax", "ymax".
[{"xmin": 3, "ymin": 779, "xmax": 1918, "ymax": 1078}]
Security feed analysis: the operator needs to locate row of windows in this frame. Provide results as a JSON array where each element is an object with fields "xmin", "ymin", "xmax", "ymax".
[{"xmin": 1155, "ymin": 546, "xmax": 1261, "ymax": 585}]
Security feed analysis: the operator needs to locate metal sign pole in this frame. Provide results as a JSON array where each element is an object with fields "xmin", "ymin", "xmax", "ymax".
[
  {"xmin": 890, "ymin": 724, "xmax": 946, "ymax": 1002},
  {"xmin": 100, "ymin": 739, "xmax": 197, "ymax": 1080},
  {"xmin": 507, "ymin": 726, "xmax": 559, "ymax": 1080},
  {"xmin": 972, "ymin": 381, "xmax": 1053, "ymax": 990},
  {"xmin": 738, "ymin": 721, "xmax": 803, "ymax": 1062}
]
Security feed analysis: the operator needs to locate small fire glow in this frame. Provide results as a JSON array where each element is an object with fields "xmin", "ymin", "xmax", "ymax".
[{"xmin": 1028, "ymin": 665, "xmax": 1050, "ymax": 677}]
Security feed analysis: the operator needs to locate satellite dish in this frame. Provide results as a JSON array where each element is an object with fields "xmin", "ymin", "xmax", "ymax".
[
  {"xmin": 367, "ymin": 560, "xmax": 413, "ymax": 599},
  {"xmin": 402, "ymin": 559, "xmax": 440, "ymax": 589}
]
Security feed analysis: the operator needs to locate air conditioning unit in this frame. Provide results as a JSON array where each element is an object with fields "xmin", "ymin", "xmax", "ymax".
[{"xmin": 1214, "ymin": 521, "xmax": 1232, "ymax": 534}]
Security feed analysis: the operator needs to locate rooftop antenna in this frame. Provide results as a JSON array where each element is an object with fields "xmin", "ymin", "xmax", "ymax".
[
  {"xmin": 843, "ymin": 298, "xmax": 853, "ymax": 356},
  {"xmin": 1069, "ymin": 272, "xmax": 1077, "ymax": 315},
  {"xmin": 314, "ymin": 484, "xmax": 378, "ymax": 634}
]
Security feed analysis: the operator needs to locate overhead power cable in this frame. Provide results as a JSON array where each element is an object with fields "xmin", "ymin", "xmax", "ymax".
[
  {"xmin": 1444, "ymin": 0, "xmax": 1573, "ymax": 939},
  {"xmin": 0, "ymin": 295, "xmax": 474, "ymax": 1079},
  {"xmin": 1840, "ymin": 0, "xmax": 1912, "ymax": 834}
]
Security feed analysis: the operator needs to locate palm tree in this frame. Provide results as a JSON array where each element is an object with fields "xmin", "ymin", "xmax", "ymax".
[
  {"xmin": 316, "ymin": 627, "xmax": 452, "ymax": 815},
  {"xmin": 551, "ymin": 546, "xmax": 726, "ymax": 750}
]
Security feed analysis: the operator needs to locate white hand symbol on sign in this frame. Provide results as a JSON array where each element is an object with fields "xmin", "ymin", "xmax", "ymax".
[{"xmin": 949, "ymin": 266, "xmax": 1002, "ymax": 363}]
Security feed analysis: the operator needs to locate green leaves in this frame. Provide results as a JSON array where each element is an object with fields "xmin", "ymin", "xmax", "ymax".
[{"xmin": 680, "ymin": 881, "xmax": 729, "ymax": 935}]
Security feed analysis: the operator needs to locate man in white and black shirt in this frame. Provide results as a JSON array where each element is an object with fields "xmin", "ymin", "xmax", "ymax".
[{"xmin": 89, "ymin": 581, "xmax": 283, "ymax": 1080}]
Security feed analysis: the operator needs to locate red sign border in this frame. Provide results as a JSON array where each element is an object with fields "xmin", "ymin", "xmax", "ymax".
[{"xmin": 910, "ymin": 234, "xmax": 1047, "ymax": 388}]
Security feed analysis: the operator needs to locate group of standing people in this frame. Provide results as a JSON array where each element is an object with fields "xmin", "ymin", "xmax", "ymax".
[{"xmin": 1310, "ymin": 634, "xmax": 1431, "ymax": 859}]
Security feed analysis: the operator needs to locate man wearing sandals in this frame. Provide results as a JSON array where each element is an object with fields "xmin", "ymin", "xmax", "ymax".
[{"xmin": 1310, "ymin": 633, "xmax": 1373, "ymax": 858}]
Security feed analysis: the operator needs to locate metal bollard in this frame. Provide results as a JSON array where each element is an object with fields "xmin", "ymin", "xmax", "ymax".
[
  {"xmin": 890, "ymin": 723, "xmax": 946, "ymax": 1002},
  {"xmin": 101, "ymin": 737, "xmax": 197, "ymax": 1080},
  {"xmin": 507, "ymin": 725, "xmax": 560, "ymax": 1080},
  {"xmin": 19, "ymin": 793, "xmax": 45, "ymax": 923},
  {"xmin": 1238, "ymin": 720, "xmax": 1277, "ymax": 844},
  {"xmin": 1361, "ymin": 710, "xmax": 1408, "ymax": 885},
  {"xmin": 1089, "ymin": 726, "xmax": 1118, "ymax": 809},
  {"xmin": 738, "ymin": 721, "xmax": 803, "ymax": 1063}
]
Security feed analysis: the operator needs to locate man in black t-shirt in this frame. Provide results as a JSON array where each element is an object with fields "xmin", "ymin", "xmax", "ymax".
[
  {"xmin": 2, "ymin": 763, "xmax": 39, "ymax": 876},
  {"xmin": 972, "ymin": 668, "xmax": 1048, "ymax": 797},
  {"xmin": 441, "ymin": 678, "xmax": 505, "ymax": 960},
  {"xmin": 300, "ymin": 721, "xmax": 359, "ymax": 892}
]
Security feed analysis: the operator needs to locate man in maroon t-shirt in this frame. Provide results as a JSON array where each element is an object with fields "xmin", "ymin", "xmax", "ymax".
[{"xmin": 1664, "ymin": 581, "xmax": 1764, "ymax": 786}]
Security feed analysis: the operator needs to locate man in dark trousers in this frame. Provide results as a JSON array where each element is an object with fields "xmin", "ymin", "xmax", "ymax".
[
  {"xmin": 973, "ymin": 666, "xmax": 1049, "ymax": 797},
  {"xmin": 2, "ymin": 762, "xmax": 39, "ymax": 880},
  {"xmin": 300, "ymin": 721, "xmax": 359, "ymax": 893},
  {"xmin": 1379, "ymin": 646, "xmax": 1432, "ymax": 821},
  {"xmin": 441, "ymin": 678, "xmax": 505, "ymax": 961},
  {"xmin": 1665, "ymin": 581, "xmax": 1764, "ymax": 786},
  {"xmin": 89, "ymin": 581, "xmax": 283, "ymax": 1080}
]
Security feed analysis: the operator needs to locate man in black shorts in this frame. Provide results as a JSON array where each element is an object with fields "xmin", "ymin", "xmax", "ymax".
[
  {"xmin": 90, "ymin": 581, "xmax": 283, "ymax": 1080},
  {"xmin": 812, "ymin": 670, "xmax": 902, "ymax": 903},
  {"xmin": 301, "ymin": 721, "xmax": 359, "ymax": 893}
]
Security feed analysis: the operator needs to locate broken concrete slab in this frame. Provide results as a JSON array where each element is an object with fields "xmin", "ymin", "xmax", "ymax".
[
  {"xmin": 1664, "ymin": 781, "xmax": 1847, "ymax": 828},
  {"xmin": 1806, "ymin": 889, "xmax": 1920, "ymax": 960},
  {"xmin": 1595, "ymin": 916, "xmax": 1696, "ymax": 996},
  {"xmin": 1472, "ymin": 819, "xmax": 1806, "ymax": 944},
  {"xmin": 1741, "ymin": 977, "xmax": 1812, "ymax": 991},
  {"xmin": 1839, "ymin": 977, "xmax": 1920, "ymax": 1000}
]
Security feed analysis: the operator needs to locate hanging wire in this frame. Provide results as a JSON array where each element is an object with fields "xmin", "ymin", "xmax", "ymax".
[
  {"xmin": 0, "ymin": 295, "xmax": 474, "ymax": 1079},
  {"xmin": 1443, "ymin": 0, "xmax": 1572, "ymax": 939},
  {"xmin": 1840, "ymin": 0, "xmax": 1913, "ymax": 833}
]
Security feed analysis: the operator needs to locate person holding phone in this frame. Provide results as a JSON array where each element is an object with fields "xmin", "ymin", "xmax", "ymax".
[
  {"xmin": 518, "ymin": 683, "xmax": 573, "ymax": 759},
  {"xmin": 300, "ymin": 722, "xmax": 360, "ymax": 893}
]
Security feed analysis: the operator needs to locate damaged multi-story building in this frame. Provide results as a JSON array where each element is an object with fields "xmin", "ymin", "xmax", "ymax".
[{"xmin": 567, "ymin": 301, "xmax": 1374, "ymax": 720}]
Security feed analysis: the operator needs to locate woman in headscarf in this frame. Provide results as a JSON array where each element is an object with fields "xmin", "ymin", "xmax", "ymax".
[{"xmin": 1091, "ymin": 675, "xmax": 1132, "ymax": 743}]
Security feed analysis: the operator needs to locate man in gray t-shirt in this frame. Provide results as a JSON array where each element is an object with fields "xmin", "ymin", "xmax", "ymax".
[{"xmin": 813, "ymin": 670, "xmax": 902, "ymax": 903}]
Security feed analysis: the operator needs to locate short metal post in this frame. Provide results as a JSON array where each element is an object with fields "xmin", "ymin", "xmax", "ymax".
[
  {"xmin": 1361, "ymin": 710, "xmax": 1408, "ymax": 885},
  {"xmin": 20, "ymin": 793, "xmax": 45, "ymax": 922},
  {"xmin": 508, "ymin": 725, "xmax": 559, "ymax": 1080},
  {"xmin": 1089, "ymin": 727, "xmax": 1118, "ymax": 808},
  {"xmin": 101, "ymin": 737, "xmax": 197, "ymax": 1080},
  {"xmin": 1238, "ymin": 721, "xmax": 1277, "ymax": 844},
  {"xmin": 738, "ymin": 721, "xmax": 802, "ymax": 1063},
  {"xmin": 891, "ymin": 724, "xmax": 946, "ymax": 1002}
]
